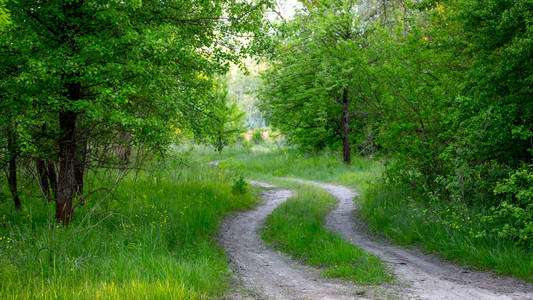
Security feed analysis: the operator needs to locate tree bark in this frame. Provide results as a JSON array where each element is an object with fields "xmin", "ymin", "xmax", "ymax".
[
  {"xmin": 47, "ymin": 161, "xmax": 58, "ymax": 201},
  {"xmin": 341, "ymin": 88, "xmax": 351, "ymax": 165},
  {"xmin": 7, "ymin": 125, "xmax": 21, "ymax": 211},
  {"xmin": 36, "ymin": 159, "xmax": 51, "ymax": 200},
  {"xmin": 56, "ymin": 83, "xmax": 80, "ymax": 224},
  {"xmin": 74, "ymin": 133, "xmax": 87, "ymax": 196}
]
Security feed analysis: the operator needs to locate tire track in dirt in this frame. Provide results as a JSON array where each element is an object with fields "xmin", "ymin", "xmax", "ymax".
[
  {"xmin": 294, "ymin": 179, "xmax": 533, "ymax": 300},
  {"xmin": 219, "ymin": 180, "xmax": 373, "ymax": 299}
]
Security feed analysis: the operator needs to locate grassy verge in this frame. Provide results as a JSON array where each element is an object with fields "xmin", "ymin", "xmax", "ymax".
[
  {"xmin": 0, "ymin": 160, "xmax": 258, "ymax": 299},
  {"xmin": 260, "ymin": 183, "xmax": 391, "ymax": 284},
  {"xmin": 361, "ymin": 183, "xmax": 533, "ymax": 282}
]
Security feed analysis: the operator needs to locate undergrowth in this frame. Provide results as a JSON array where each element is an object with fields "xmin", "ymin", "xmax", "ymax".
[
  {"xmin": 360, "ymin": 183, "xmax": 533, "ymax": 282},
  {"xmin": 0, "ymin": 160, "xmax": 258, "ymax": 299}
]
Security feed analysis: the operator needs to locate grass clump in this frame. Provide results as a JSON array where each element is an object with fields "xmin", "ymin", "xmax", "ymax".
[
  {"xmin": 0, "ymin": 160, "xmax": 258, "ymax": 299},
  {"xmin": 260, "ymin": 184, "xmax": 391, "ymax": 284}
]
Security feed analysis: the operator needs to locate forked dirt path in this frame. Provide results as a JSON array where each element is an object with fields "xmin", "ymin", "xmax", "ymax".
[
  {"xmin": 292, "ymin": 178, "xmax": 533, "ymax": 300},
  {"xmin": 219, "ymin": 180, "xmax": 378, "ymax": 299},
  {"xmin": 220, "ymin": 177, "xmax": 533, "ymax": 299}
]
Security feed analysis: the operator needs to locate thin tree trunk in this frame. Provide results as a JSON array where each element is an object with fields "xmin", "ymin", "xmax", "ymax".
[
  {"xmin": 382, "ymin": 0, "xmax": 387, "ymax": 23},
  {"xmin": 36, "ymin": 159, "xmax": 51, "ymax": 200},
  {"xmin": 56, "ymin": 83, "xmax": 80, "ymax": 224},
  {"xmin": 342, "ymin": 88, "xmax": 351, "ymax": 165},
  {"xmin": 117, "ymin": 132, "xmax": 131, "ymax": 166},
  {"xmin": 47, "ymin": 161, "xmax": 58, "ymax": 201},
  {"xmin": 7, "ymin": 124, "xmax": 21, "ymax": 210},
  {"xmin": 74, "ymin": 133, "xmax": 87, "ymax": 196}
]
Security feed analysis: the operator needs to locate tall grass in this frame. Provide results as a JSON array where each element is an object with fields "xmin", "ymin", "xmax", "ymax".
[
  {"xmin": 360, "ymin": 183, "xmax": 533, "ymax": 282},
  {"xmin": 189, "ymin": 146, "xmax": 381, "ymax": 190},
  {"xmin": 0, "ymin": 160, "xmax": 258, "ymax": 299}
]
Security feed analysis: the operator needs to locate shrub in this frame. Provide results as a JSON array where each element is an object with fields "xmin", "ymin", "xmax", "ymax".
[
  {"xmin": 251, "ymin": 129, "xmax": 263, "ymax": 144},
  {"xmin": 231, "ymin": 176, "xmax": 248, "ymax": 195},
  {"xmin": 482, "ymin": 164, "xmax": 533, "ymax": 249}
]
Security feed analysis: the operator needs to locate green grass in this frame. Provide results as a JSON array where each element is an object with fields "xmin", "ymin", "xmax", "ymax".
[
  {"xmin": 0, "ymin": 160, "xmax": 258, "ymax": 299},
  {"xmin": 260, "ymin": 183, "xmax": 391, "ymax": 284},
  {"xmin": 188, "ymin": 145, "xmax": 381, "ymax": 190},
  {"xmin": 192, "ymin": 145, "xmax": 533, "ymax": 283},
  {"xmin": 360, "ymin": 183, "xmax": 533, "ymax": 282}
]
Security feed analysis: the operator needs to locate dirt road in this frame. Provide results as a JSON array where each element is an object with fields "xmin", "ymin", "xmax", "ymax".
[
  {"xmin": 219, "ymin": 180, "xmax": 372, "ymax": 299},
  {"xmin": 303, "ymin": 179, "xmax": 533, "ymax": 300},
  {"xmin": 220, "ymin": 178, "xmax": 533, "ymax": 299}
]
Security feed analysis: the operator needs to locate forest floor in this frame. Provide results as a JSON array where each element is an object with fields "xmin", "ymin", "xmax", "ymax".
[{"xmin": 220, "ymin": 177, "xmax": 533, "ymax": 299}]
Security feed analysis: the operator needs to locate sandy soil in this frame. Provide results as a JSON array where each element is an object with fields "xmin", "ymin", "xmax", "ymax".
[
  {"xmin": 220, "ymin": 177, "xmax": 533, "ymax": 299},
  {"xmin": 299, "ymin": 179, "xmax": 533, "ymax": 300},
  {"xmin": 219, "ymin": 180, "xmax": 374, "ymax": 299}
]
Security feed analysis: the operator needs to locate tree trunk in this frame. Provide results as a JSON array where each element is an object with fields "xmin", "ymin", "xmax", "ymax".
[
  {"xmin": 57, "ymin": 110, "xmax": 77, "ymax": 224},
  {"xmin": 117, "ymin": 132, "xmax": 131, "ymax": 166},
  {"xmin": 36, "ymin": 159, "xmax": 51, "ymax": 200},
  {"xmin": 7, "ymin": 125, "xmax": 21, "ymax": 211},
  {"xmin": 382, "ymin": 0, "xmax": 387, "ymax": 23},
  {"xmin": 74, "ymin": 133, "xmax": 87, "ymax": 196},
  {"xmin": 56, "ymin": 83, "xmax": 80, "ymax": 224},
  {"xmin": 47, "ymin": 161, "xmax": 58, "ymax": 201},
  {"xmin": 341, "ymin": 88, "xmax": 351, "ymax": 165}
]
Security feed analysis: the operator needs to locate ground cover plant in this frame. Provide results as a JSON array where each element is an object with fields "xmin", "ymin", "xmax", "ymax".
[{"xmin": 0, "ymin": 159, "xmax": 258, "ymax": 299}]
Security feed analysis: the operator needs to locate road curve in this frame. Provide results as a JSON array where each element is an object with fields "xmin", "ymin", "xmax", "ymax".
[
  {"xmin": 219, "ymin": 180, "xmax": 367, "ymax": 299},
  {"xmin": 299, "ymin": 179, "xmax": 533, "ymax": 300}
]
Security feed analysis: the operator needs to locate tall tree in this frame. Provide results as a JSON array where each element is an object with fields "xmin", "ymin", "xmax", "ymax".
[
  {"xmin": 260, "ymin": 0, "xmax": 376, "ymax": 163},
  {"xmin": 2, "ymin": 0, "xmax": 268, "ymax": 223}
]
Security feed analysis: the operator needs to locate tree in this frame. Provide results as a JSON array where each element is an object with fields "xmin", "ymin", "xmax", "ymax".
[
  {"xmin": 179, "ymin": 79, "xmax": 246, "ymax": 151},
  {"xmin": 1, "ymin": 0, "xmax": 268, "ymax": 223},
  {"xmin": 260, "ymin": 0, "xmax": 377, "ymax": 164}
]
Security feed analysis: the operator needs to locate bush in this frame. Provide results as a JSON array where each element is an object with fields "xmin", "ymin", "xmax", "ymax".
[
  {"xmin": 231, "ymin": 176, "xmax": 248, "ymax": 195},
  {"xmin": 251, "ymin": 129, "xmax": 263, "ymax": 144},
  {"xmin": 482, "ymin": 164, "xmax": 533, "ymax": 249}
]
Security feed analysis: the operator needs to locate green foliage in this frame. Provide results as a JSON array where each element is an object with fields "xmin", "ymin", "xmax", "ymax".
[
  {"xmin": 261, "ymin": 184, "xmax": 391, "ymax": 284},
  {"xmin": 231, "ymin": 176, "xmax": 248, "ymax": 195},
  {"xmin": 183, "ymin": 80, "xmax": 247, "ymax": 152},
  {"xmin": 251, "ymin": 129, "xmax": 263, "ymax": 144},
  {"xmin": 0, "ymin": 160, "xmax": 258, "ymax": 298},
  {"xmin": 484, "ymin": 164, "xmax": 533, "ymax": 248},
  {"xmin": 360, "ymin": 182, "xmax": 533, "ymax": 282},
  {"xmin": 259, "ymin": 0, "xmax": 377, "ymax": 156},
  {"xmin": 0, "ymin": 0, "xmax": 9, "ymax": 30}
]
